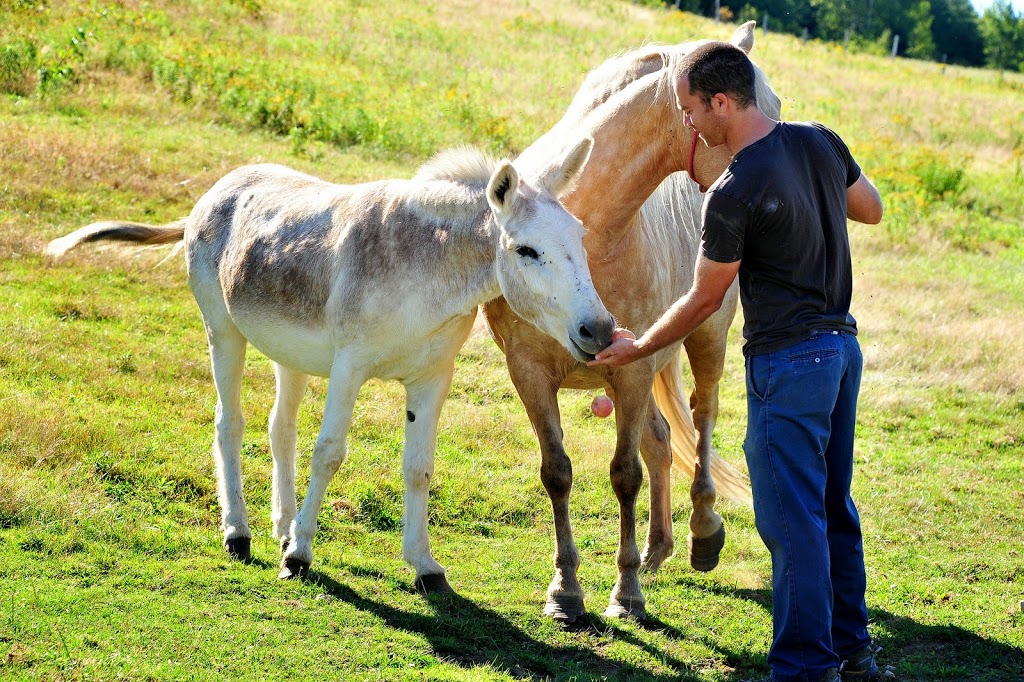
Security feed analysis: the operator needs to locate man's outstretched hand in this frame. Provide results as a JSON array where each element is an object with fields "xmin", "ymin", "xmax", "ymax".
[{"xmin": 587, "ymin": 328, "xmax": 641, "ymax": 367}]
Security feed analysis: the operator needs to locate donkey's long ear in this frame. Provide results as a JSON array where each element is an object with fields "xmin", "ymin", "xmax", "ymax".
[
  {"xmin": 486, "ymin": 160, "xmax": 520, "ymax": 215},
  {"xmin": 537, "ymin": 136, "xmax": 594, "ymax": 199},
  {"xmin": 731, "ymin": 20, "xmax": 756, "ymax": 53}
]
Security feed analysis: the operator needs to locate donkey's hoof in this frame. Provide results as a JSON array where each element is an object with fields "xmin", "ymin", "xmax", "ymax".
[
  {"xmin": 278, "ymin": 558, "xmax": 310, "ymax": 580},
  {"xmin": 225, "ymin": 537, "xmax": 251, "ymax": 562},
  {"xmin": 414, "ymin": 573, "xmax": 455, "ymax": 595},
  {"xmin": 689, "ymin": 523, "xmax": 726, "ymax": 572},
  {"xmin": 604, "ymin": 599, "xmax": 647, "ymax": 621},
  {"xmin": 544, "ymin": 594, "xmax": 586, "ymax": 624}
]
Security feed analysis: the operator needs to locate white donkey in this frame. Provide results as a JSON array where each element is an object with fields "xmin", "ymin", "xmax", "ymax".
[{"xmin": 47, "ymin": 137, "xmax": 614, "ymax": 592}]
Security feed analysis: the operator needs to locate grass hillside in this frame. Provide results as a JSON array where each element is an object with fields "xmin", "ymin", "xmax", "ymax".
[{"xmin": 2, "ymin": 1, "xmax": 1022, "ymax": 680}]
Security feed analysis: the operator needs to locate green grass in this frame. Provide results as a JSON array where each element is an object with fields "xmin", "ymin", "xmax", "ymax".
[{"xmin": 2, "ymin": 0, "xmax": 1023, "ymax": 680}]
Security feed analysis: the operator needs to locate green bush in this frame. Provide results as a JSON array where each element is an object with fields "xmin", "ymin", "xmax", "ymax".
[{"xmin": 0, "ymin": 39, "xmax": 37, "ymax": 95}]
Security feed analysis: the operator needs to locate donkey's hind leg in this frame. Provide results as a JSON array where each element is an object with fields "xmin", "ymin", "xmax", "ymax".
[
  {"xmin": 638, "ymin": 395, "xmax": 675, "ymax": 572},
  {"xmin": 280, "ymin": 352, "xmax": 362, "ymax": 579},
  {"xmin": 269, "ymin": 364, "xmax": 308, "ymax": 553},
  {"xmin": 403, "ymin": 371, "xmax": 456, "ymax": 594},
  {"xmin": 204, "ymin": 319, "xmax": 251, "ymax": 561}
]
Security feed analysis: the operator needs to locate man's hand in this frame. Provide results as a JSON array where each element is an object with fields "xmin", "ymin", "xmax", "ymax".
[{"xmin": 587, "ymin": 329, "xmax": 641, "ymax": 367}]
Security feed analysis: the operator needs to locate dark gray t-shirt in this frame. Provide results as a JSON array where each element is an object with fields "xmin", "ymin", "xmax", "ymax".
[{"xmin": 701, "ymin": 121, "xmax": 862, "ymax": 356}]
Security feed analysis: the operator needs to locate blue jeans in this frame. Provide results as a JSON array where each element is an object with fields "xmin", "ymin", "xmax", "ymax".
[{"xmin": 744, "ymin": 331, "xmax": 871, "ymax": 682}]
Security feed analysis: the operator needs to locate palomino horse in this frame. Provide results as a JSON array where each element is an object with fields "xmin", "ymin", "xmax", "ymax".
[
  {"xmin": 482, "ymin": 22, "xmax": 781, "ymax": 620},
  {"xmin": 47, "ymin": 138, "xmax": 616, "ymax": 592}
]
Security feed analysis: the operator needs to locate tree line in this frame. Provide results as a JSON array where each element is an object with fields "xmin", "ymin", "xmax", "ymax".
[{"xmin": 662, "ymin": 0, "xmax": 1024, "ymax": 70}]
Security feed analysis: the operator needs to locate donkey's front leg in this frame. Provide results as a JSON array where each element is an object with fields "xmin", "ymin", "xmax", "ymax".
[
  {"xmin": 402, "ymin": 373, "xmax": 456, "ymax": 594},
  {"xmin": 605, "ymin": 368, "xmax": 655, "ymax": 620},
  {"xmin": 269, "ymin": 364, "xmax": 309, "ymax": 553},
  {"xmin": 280, "ymin": 355, "xmax": 362, "ymax": 579}
]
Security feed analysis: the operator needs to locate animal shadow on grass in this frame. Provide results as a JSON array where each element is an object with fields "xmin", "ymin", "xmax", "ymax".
[{"xmin": 306, "ymin": 568, "xmax": 723, "ymax": 681}]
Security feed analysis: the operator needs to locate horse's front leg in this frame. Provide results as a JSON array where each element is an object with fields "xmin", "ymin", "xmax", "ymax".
[
  {"xmin": 605, "ymin": 366, "xmax": 655, "ymax": 619},
  {"xmin": 508, "ymin": 360, "xmax": 582, "ymax": 622},
  {"xmin": 638, "ymin": 394, "xmax": 675, "ymax": 572},
  {"xmin": 280, "ymin": 353, "xmax": 362, "ymax": 579},
  {"xmin": 402, "ymin": 371, "xmax": 456, "ymax": 594},
  {"xmin": 269, "ymin": 363, "xmax": 309, "ymax": 553}
]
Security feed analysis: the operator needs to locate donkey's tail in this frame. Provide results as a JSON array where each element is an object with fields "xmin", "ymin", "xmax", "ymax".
[
  {"xmin": 46, "ymin": 219, "xmax": 188, "ymax": 259},
  {"xmin": 652, "ymin": 352, "xmax": 753, "ymax": 507}
]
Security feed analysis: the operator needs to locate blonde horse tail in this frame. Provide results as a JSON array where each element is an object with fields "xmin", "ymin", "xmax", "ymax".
[
  {"xmin": 46, "ymin": 219, "xmax": 188, "ymax": 259},
  {"xmin": 653, "ymin": 353, "xmax": 753, "ymax": 507}
]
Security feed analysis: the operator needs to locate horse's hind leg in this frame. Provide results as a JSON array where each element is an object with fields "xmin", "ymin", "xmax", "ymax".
[
  {"xmin": 402, "ymin": 371, "xmax": 456, "ymax": 594},
  {"xmin": 682, "ymin": 298, "xmax": 734, "ymax": 571},
  {"xmin": 280, "ymin": 352, "xmax": 362, "ymax": 579},
  {"xmin": 639, "ymin": 395, "xmax": 675, "ymax": 573},
  {"xmin": 204, "ymin": 319, "xmax": 250, "ymax": 561},
  {"xmin": 269, "ymin": 363, "xmax": 308, "ymax": 553}
]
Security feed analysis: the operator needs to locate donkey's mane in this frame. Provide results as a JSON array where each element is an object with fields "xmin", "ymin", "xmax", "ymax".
[
  {"xmin": 405, "ymin": 147, "xmax": 500, "ymax": 223},
  {"xmin": 414, "ymin": 147, "xmax": 498, "ymax": 185}
]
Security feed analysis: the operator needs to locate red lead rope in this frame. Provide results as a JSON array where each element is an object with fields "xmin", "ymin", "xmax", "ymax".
[{"xmin": 687, "ymin": 129, "xmax": 708, "ymax": 193}]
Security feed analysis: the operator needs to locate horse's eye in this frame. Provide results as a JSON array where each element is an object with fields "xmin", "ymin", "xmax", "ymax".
[{"xmin": 515, "ymin": 245, "xmax": 540, "ymax": 260}]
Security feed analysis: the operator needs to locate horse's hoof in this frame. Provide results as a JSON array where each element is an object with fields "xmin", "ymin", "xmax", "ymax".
[
  {"xmin": 543, "ymin": 594, "xmax": 586, "ymax": 624},
  {"xmin": 278, "ymin": 558, "xmax": 310, "ymax": 580},
  {"xmin": 689, "ymin": 523, "xmax": 726, "ymax": 572},
  {"xmin": 604, "ymin": 599, "xmax": 647, "ymax": 621},
  {"xmin": 225, "ymin": 537, "xmax": 251, "ymax": 562},
  {"xmin": 640, "ymin": 543, "xmax": 675, "ymax": 573},
  {"xmin": 414, "ymin": 573, "xmax": 455, "ymax": 595}
]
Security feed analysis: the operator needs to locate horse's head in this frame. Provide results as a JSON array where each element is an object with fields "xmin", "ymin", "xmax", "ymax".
[{"xmin": 486, "ymin": 136, "xmax": 614, "ymax": 362}]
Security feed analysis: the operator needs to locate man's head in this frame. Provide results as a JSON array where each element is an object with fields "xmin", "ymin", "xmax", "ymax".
[
  {"xmin": 678, "ymin": 41, "xmax": 758, "ymax": 109},
  {"xmin": 676, "ymin": 41, "xmax": 760, "ymax": 149}
]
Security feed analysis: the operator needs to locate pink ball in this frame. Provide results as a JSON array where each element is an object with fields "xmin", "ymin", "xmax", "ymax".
[{"xmin": 591, "ymin": 395, "xmax": 614, "ymax": 418}]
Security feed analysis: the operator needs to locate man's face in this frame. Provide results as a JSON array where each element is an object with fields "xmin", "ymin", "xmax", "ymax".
[{"xmin": 677, "ymin": 76, "xmax": 724, "ymax": 147}]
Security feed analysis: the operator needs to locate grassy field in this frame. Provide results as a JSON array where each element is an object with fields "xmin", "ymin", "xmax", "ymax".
[{"xmin": 2, "ymin": 0, "xmax": 1023, "ymax": 680}]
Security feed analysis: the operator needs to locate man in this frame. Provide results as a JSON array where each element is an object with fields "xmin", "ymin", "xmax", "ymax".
[{"xmin": 588, "ymin": 42, "xmax": 891, "ymax": 682}]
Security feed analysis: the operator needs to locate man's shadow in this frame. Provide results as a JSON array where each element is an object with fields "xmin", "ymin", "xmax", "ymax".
[{"xmin": 699, "ymin": 581, "xmax": 1024, "ymax": 681}]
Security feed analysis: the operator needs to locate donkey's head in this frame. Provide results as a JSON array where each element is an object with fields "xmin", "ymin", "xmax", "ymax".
[{"xmin": 486, "ymin": 137, "xmax": 614, "ymax": 362}]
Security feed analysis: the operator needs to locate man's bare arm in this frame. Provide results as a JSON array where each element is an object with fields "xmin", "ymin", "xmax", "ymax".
[{"xmin": 588, "ymin": 256, "xmax": 740, "ymax": 367}]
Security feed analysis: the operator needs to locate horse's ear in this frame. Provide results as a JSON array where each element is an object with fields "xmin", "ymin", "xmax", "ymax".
[
  {"xmin": 538, "ymin": 136, "xmax": 594, "ymax": 198},
  {"xmin": 486, "ymin": 160, "xmax": 520, "ymax": 215},
  {"xmin": 731, "ymin": 21, "xmax": 756, "ymax": 54}
]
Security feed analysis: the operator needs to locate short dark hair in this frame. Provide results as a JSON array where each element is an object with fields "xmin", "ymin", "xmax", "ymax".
[{"xmin": 681, "ymin": 41, "xmax": 757, "ymax": 109}]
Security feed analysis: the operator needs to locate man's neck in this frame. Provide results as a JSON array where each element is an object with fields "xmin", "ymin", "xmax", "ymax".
[{"xmin": 725, "ymin": 109, "xmax": 778, "ymax": 156}]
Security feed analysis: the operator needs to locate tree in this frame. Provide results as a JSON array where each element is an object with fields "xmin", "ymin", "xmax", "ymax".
[
  {"xmin": 907, "ymin": 0, "xmax": 937, "ymax": 58},
  {"xmin": 980, "ymin": 0, "xmax": 1024, "ymax": 71},
  {"xmin": 930, "ymin": 0, "xmax": 985, "ymax": 66}
]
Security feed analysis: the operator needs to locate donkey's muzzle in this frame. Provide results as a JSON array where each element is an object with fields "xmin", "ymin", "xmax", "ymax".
[{"xmin": 570, "ymin": 313, "xmax": 616, "ymax": 361}]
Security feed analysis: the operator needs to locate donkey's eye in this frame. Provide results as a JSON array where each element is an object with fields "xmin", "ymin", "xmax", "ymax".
[{"xmin": 515, "ymin": 245, "xmax": 540, "ymax": 260}]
